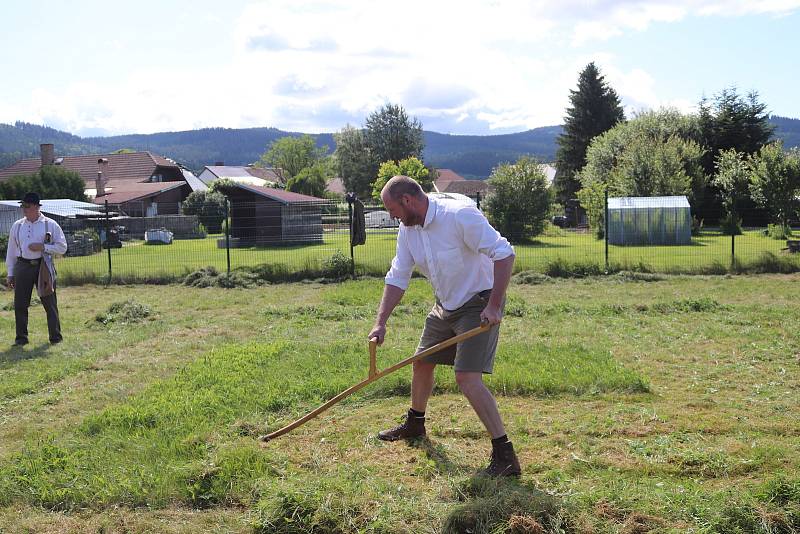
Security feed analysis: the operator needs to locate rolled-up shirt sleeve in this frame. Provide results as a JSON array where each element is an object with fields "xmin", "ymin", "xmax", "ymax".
[
  {"xmin": 457, "ymin": 206, "xmax": 515, "ymax": 261},
  {"xmin": 384, "ymin": 227, "xmax": 415, "ymax": 290},
  {"xmin": 44, "ymin": 222, "xmax": 67, "ymax": 256},
  {"xmin": 5, "ymin": 222, "xmax": 20, "ymax": 277}
]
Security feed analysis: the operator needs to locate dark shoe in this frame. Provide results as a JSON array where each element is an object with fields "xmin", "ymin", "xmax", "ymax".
[
  {"xmin": 50, "ymin": 337, "xmax": 63, "ymax": 344},
  {"xmin": 483, "ymin": 441, "xmax": 522, "ymax": 477},
  {"xmin": 378, "ymin": 409, "xmax": 426, "ymax": 441},
  {"xmin": 13, "ymin": 339, "xmax": 28, "ymax": 347}
]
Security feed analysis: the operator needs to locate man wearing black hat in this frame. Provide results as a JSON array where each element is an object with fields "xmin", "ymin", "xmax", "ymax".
[{"xmin": 5, "ymin": 193, "xmax": 68, "ymax": 346}]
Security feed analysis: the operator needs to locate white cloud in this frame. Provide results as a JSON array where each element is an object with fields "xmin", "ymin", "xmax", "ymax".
[{"xmin": 6, "ymin": 0, "xmax": 798, "ymax": 135}]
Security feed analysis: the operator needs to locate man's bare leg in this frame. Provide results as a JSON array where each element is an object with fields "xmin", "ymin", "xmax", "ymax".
[
  {"xmin": 454, "ymin": 371, "xmax": 506, "ymax": 438},
  {"xmin": 411, "ymin": 359, "xmax": 437, "ymax": 412}
]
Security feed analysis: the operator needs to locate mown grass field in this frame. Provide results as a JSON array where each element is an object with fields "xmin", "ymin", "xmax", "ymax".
[
  {"xmin": 3, "ymin": 228, "xmax": 797, "ymax": 284},
  {"xmin": 0, "ymin": 273, "xmax": 798, "ymax": 532}
]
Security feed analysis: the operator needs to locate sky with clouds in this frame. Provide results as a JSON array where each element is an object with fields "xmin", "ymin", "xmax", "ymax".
[{"xmin": 1, "ymin": 0, "xmax": 798, "ymax": 136}]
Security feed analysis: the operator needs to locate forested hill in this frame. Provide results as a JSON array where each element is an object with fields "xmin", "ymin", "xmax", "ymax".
[
  {"xmin": 770, "ymin": 115, "xmax": 800, "ymax": 151},
  {"xmin": 0, "ymin": 122, "xmax": 561, "ymax": 178},
  {"xmin": 1, "ymin": 116, "xmax": 798, "ymax": 178}
]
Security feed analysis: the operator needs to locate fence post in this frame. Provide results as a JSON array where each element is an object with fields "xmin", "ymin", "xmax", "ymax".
[
  {"xmin": 104, "ymin": 200, "xmax": 112, "ymax": 284},
  {"xmin": 604, "ymin": 188, "xmax": 609, "ymax": 273},
  {"xmin": 346, "ymin": 193, "xmax": 356, "ymax": 279},
  {"xmin": 731, "ymin": 230, "xmax": 735, "ymax": 267},
  {"xmin": 224, "ymin": 199, "xmax": 231, "ymax": 275}
]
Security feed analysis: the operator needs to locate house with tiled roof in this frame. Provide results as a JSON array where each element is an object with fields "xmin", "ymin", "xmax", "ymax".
[
  {"xmin": 433, "ymin": 168, "xmax": 491, "ymax": 197},
  {"xmin": 433, "ymin": 164, "xmax": 557, "ymax": 198},
  {"xmin": 225, "ymin": 183, "xmax": 326, "ymax": 246},
  {"xmin": 0, "ymin": 144, "xmax": 194, "ymax": 217},
  {"xmin": 198, "ymin": 164, "xmax": 282, "ymax": 187}
]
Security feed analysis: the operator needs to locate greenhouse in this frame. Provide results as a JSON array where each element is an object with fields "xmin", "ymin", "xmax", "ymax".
[{"xmin": 607, "ymin": 196, "xmax": 692, "ymax": 246}]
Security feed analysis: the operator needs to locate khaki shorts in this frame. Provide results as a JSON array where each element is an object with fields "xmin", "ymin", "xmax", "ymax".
[{"xmin": 416, "ymin": 289, "xmax": 503, "ymax": 374}]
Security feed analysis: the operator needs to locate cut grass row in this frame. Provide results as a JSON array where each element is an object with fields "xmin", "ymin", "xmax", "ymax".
[{"xmin": 2, "ymin": 228, "xmax": 798, "ymax": 284}]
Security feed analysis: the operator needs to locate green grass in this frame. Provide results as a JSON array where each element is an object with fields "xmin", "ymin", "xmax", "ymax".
[
  {"xmin": 3, "ymin": 228, "xmax": 799, "ymax": 284},
  {"xmin": 0, "ymin": 275, "xmax": 798, "ymax": 532}
]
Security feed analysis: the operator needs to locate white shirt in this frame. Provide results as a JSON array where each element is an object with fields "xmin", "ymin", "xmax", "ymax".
[
  {"xmin": 5, "ymin": 215, "xmax": 68, "ymax": 277},
  {"xmin": 385, "ymin": 195, "xmax": 515, "ymax": 310}
]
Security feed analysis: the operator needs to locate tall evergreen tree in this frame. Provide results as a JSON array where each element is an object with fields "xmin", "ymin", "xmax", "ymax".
[
  {"xmin": 698, "ymin": 88, "xmax": 775, "ymax": 174},
  {"xmin": 696, "ymin": 88, "xmax": 775, "ymax": 221},
  {"xmin": 554, "ymin": 62, "xmax": 624, "ymax": 205}
]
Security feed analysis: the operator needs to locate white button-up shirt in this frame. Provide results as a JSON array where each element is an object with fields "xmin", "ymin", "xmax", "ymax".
[
  {"xmin": 385, "ymin": 195, "xmax": 514, "ymax": 310},
  {"xmin": 5, "ymin": 215, "xmax": 68, "ymax": 277}
]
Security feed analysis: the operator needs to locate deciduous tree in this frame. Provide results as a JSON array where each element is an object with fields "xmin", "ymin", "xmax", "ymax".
[
  {"xmin": 258, "ymin": 134, "xmax": 326, "ymax": 182},
  {"xmin": 333, "ymin": 125, "xmax": 377, "ymax": 199},
  {"xmin": 371, "ymin": 157, "xmax": 432, "ymax": 199},
  {"xmin": 748, "ymin": 142, "xmax": 800, "ymax": 230}
]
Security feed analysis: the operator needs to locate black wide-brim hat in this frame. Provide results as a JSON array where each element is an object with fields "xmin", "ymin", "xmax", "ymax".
[{"xmin": 20, "ymin": 192, "xmax": 41, "ymax": 205}]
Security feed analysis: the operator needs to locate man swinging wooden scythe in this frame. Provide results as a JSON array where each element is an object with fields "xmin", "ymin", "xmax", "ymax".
[{"xmin": 261, "ymin": 176, "xmax": 520, "ymax": 477}]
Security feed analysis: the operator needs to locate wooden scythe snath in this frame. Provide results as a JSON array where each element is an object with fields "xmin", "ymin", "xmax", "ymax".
[{"xmin": 259, "ymin": 323, "xmax": 491, "ymax": 443}]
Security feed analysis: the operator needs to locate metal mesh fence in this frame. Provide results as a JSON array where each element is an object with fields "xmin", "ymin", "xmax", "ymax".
[{"xmin": 1, "ymin": 196, "xmax": 799, "ymax": 285}]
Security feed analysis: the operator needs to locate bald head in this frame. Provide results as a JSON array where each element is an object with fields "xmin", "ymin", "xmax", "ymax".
[
  {"xmin": 381, "ymin": 175, "xmax": 425, "ymax": 202},
  {"xmin": 380, "ymin": 175, "xmax": 428, "ymax": 227}
]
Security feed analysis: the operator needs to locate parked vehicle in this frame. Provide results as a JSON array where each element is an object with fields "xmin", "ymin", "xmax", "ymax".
[
  {"xmin": 364, "ymin": 210, "xmax": 399, "ymax": 228},
  {"xmin": 551, "ymin": 215, "xmax": 569, "ymax": 228},
  {"xmin": 145, "ymin": 228, "xmax": 174, "ymax": 245}
]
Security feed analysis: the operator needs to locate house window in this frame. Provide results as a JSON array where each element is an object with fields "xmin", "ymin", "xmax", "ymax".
[{"xmin": 151, "ymin": 174, "xmax": 163, "ymax": 183}]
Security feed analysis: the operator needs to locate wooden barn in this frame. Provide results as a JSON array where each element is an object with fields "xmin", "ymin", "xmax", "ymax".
[{"xmin": 226, "ymin": 184, "xmax": 325, "ymax": 246}]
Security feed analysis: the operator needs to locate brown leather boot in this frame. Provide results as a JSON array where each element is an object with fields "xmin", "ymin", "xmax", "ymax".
[
  {"xmin": 483, "ymin": 440, "xmax": 522, "ymax": 477},
  {"xmin": 377, "ymin": 409, "xmax": 426, "ymax": 441}
]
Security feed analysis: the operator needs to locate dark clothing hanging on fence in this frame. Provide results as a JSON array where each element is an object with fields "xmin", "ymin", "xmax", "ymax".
[{"xmin": 350, "ymin": 197, "xmax": 366, "ymax": 247}]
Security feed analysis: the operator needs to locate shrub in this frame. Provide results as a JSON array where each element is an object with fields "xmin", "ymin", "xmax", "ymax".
[
  {"xmin": 0, "ymin": 165, "xmax": 87, "ymax": 201},
  {"xmin": 767, "ymin": 223, "xmax": 793, "ymax": 240},
  {"xmin": 181, "ymin": 191, "xmax": 227, "ymax": 233},
  {"xmin": 545, "ymin": 258, "xmax": 606, "ymax": 278},
  {"xmin": 720, "ymin": 213, "xmax": 743, "ymax": 235},
  {"xmin": 484, "ymin": 156, "xmax": 551, "ymax": 243},
  {"xmin": 73, "ymin": 229, "xmax": 102, "ymax": 253},
  {"xmin": 0, "ymin": 233, "xmax": 7, "ymax": 257},
  {"xmin": 321, "ymin": 250, "xmax": 352, "ymax": 279},
  {"xmin": 733, "ymin": 251, "xmax": 800, "ymax": 274}
]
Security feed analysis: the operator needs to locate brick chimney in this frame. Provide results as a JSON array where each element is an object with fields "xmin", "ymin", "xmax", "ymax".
[
  {"xmin": 214, "ymin": 161, "xmax": 224, "ymax": 166},
  {"xmin": 40, "ymin": 144, "xmax": 55, "ymax": 166},
  {"xmin": 96, "ymin": 158, "xmax": 109, "ymax": 197}
]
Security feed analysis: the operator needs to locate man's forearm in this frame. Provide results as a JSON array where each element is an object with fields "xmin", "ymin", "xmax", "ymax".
[
  {"xmin": 375, "ymin": 284, "xmax": 405, "ymax": 326},
  {"xmin": 488, "ymin": 255, "xmax": 515, "ymax": 307}
]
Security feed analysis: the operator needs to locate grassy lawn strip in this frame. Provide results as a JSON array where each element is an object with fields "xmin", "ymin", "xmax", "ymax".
[
  {"xmin": 4, "ymin": 229, "xmax": 798, "ymax": 284},
  {"xmin": 0, "ymin": 275, "xmax": 797, "ymax": 532},
  {"xmin": 0, "ymin": 299, "xmax": 163, "ymax": 402},
  {"xmin": 0, "ymin": 336, "xmax": 645, "ymax": 512}
]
